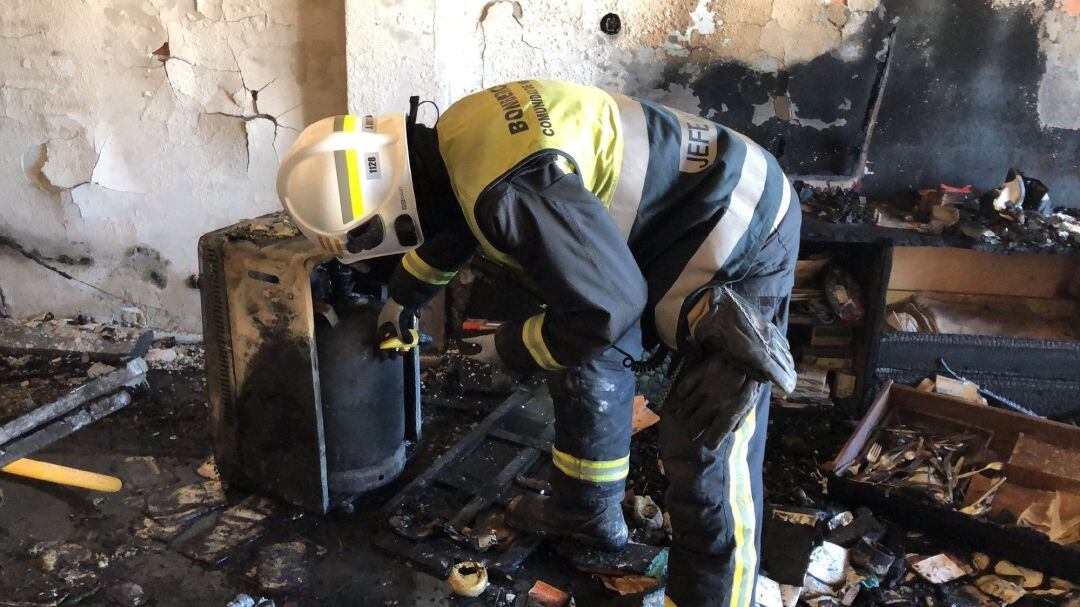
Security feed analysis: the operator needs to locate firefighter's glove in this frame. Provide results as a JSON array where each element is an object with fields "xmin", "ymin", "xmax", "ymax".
[
  {"xmin": 376, "ymin": 298, "xmax": 418, "ymax": 360},
  {"xmin": 461, "ymin": 333, "xmax": 502, "ymax": 367},
  {"xmin": 692, "ymin": 286, "xmax": 796, "ymax": 395},
  {"xmin": 667, "ymin": 355, "xmax": 764, "ymax": 451}
]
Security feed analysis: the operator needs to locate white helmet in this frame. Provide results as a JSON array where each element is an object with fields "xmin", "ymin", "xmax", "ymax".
[{"xmin": 277, "ymin": 113, "xmax": 423, "ymax": 262}]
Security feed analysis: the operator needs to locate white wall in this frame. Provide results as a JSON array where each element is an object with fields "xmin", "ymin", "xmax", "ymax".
[
  {"xmin": 0, "ymin": 0, "xmax": 346, "ymax": 330},
  {"xmin": 345, "ymin": 0, "xmax": 1078, "ymax": 127},
  {"xmin": 3, "ymin": 0, "xmax": 1076, "ymax": 331},
  {"xmin": 344, "ymin": 0, "xmax": 883, "ymax": 118}
]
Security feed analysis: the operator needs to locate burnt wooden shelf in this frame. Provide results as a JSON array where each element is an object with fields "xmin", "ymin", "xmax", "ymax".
[{"xmin": 802, "ymin": 216, "xmax": 1080, "ymax": 257}]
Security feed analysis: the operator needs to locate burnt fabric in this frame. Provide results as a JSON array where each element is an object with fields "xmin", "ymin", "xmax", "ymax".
[{"xmin": 662, "ymin": 207, "xmax": 800, "ymax": 607}]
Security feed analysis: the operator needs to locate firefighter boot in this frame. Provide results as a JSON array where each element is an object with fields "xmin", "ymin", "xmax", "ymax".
[{"xmin": 506, "ymin": 493, "xmax": 629, "ymax": 551}]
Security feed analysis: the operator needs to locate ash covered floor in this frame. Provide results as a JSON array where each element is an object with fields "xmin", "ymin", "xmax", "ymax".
[
  {"xmin": 0, "ymin": 359, "xmax": 464, "ymax": 606},
  {"xmin": 1, "ymin": 352, "xmax": 1077, "ymax": 606},
  {"xmin": 0, "ymin": 354, "xmax": 605, "ymax": 606}
]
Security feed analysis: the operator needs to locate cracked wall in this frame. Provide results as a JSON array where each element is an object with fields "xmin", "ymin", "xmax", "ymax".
[
  {"xmin": 345, "ymin": 0, "xmax": 883, "ymax": 121},
  {"xmin": 346, "ymin": 0, "xmax": 1079, "ymax": 201},
  {"xmin": 345, "ymin": 0, "xmax": 890, "ymax": 177},
  {"xmin": 0, "ymin": 0, "xmax": 346, "ymax": 331}
]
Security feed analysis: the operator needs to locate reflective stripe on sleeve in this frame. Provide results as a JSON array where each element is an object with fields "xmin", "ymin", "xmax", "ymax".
[
  {"xmin": 522, "ymin": 313, "xmax": 566, "ymax": 371},
  {"xmin": 551, "ymin": 447, "xmax": 630, "ymax": 483},
  {"xmin": 653, "ymin": 130, "xmax": 768, "ymax": 348},
  {"xmin": 771, "ymin": 174, "xmax": 792, "ymax": 233},
  {"xmin": 401, "ymin": 250, "xmax": 457, "ymax": 285},
  {"xmin": 608, "ymin": 93, "xmax": 650, "ymax": 240}
]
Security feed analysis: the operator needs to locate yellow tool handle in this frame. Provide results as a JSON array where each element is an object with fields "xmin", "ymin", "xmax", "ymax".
[
  {"xmin": 2, "ymin": 458, "xmax": 123, "ymax": 492},
  {"xmin": 379, "ymin": 329, "xmax": 420, "ymax": 352}
]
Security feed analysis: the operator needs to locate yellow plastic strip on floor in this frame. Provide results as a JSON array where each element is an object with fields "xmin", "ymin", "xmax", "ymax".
[{"xmin": 2, "ymin": 458, "xmax": 123, "ymax": 492}]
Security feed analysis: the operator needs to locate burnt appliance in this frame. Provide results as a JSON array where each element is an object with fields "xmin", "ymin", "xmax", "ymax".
[{"xmin": 197, "ymin": 213, "xmax": 420, "ymax": 513}]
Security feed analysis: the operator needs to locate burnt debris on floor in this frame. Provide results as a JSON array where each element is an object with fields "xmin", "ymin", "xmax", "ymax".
[
  {"xmin": 0, "ymin": 324, "xmax": 465, "ymax": 606},
  {"xmin": 1, "ymin": 311, "xmax": 1079, "ymax": 606},
  {"xmin": 5, "ymin": 192, "xmax": 1080, "ymax": 607}
]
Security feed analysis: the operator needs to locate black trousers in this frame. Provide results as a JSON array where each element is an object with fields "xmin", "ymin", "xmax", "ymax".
[
  {"xmin": 545, "ymin": 206, "xmax": 800, "ymax": 607},
  {"xmin": 662, "ymin": 205, "xmax": 799, "ymax": 607},
  {"xmin": 546, "ymin": 323, "xmax": 643, "ymax": 509}
]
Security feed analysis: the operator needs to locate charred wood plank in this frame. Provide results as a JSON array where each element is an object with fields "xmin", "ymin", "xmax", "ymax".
[{"xmin": 0, "ymin": 317, "xmax": 152, "ymax": 363}]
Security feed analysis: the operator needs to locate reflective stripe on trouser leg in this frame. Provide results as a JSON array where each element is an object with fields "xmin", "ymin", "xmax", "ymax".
[
  {"xmin": 546, "ymin": 324, "xmax": 641, "ymax": 507},
  {"xmin": 660, "ymin": 380, "xmax": 769, "ymax": 607},
  {"xmin": 726, "ymin": 404, "xmax": 760, "ymax": 607},
  {"xmin": 552, "ymin": 447, "xmax": 629, "ymax": 483}
]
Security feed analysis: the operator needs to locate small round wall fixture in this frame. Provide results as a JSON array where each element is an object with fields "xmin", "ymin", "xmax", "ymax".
[{"xmin": 601, "ymin": 13, "xmax": 622, "ymax": 35}]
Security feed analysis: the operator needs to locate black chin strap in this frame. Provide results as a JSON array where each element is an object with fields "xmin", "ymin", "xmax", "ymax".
[{"xmin": 407, "ymin": 96, "xmax": 440, "ymax": 129}]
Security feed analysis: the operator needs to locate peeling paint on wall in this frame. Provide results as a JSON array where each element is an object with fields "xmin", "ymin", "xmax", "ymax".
[
  {"xmin": 0, "ymin": 0, "xmax": 346, "ymax": 330},
  {"xmin": 2, "ymin": 0, "xmax": 1077, "ymax": 329},
  {"xmin": 1038, "ymin": 8, "xmax": 1080, "ymax": 129},
  {"xmin": 346, "ymin": 0, "xmax": 891, "ymax": 173},
  {"xmin": 346, "ymin": 0, "xmax": 880, "ymax": 114},
  {"xmin": 346, "ymin": 0, "xmax": 1079, "ymax": 200}
]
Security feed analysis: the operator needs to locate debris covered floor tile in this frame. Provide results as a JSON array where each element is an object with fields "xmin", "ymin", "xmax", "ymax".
[{"xmin": 1, "ymin": 346, "xmax": 1078, "ymax": 606}]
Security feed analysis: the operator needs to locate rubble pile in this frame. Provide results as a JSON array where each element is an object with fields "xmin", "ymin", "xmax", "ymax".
[
  {"xmin": 796, "ymin": 172, "xmax": 1080, "ymax": 253},
  {"xmin": 758, "ymin": 507, "xmax": 1080, "ymax": 607},
  {"xmin": 3, "ymin": 231, "xmax": 1079, "ymax": 605},
  {"xmin": 421, "ymin": 345, "xmax": 516, "ymax": 398},
  {"xmin": 796, "ymin": 184, "xmax": 873, "ymax": 225},
  {"xmin": 0, "ymin": 312, "xmax": 203, "ymax": 372},
  {"xmin": 846, "ymin": 424, "xmax": 989, "ymax": 508},
  {"xmin": 1, "ymin": 353, "xmax": 90, "ymax": 423},
  {"xmin": 2, "ymin": 328, "xmax": 1078, "ymax": 606}
]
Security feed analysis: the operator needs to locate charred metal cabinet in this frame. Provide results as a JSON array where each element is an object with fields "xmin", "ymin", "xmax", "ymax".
[{"xmin": 198, "ymin": 214, "xmax": 420, "ymax": 513}]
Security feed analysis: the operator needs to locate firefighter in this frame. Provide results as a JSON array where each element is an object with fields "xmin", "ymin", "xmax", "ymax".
[{"xmin": 277, "ymin": 80, "xmax": 799, "ymax": 607}]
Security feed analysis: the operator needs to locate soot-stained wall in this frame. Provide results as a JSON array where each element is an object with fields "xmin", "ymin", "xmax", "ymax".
[
  {"xmin": 348, "ymin": 0, "xmax": 1080, "ymax": 205},
  {"xmin": 0, "ymin": 0, "xmax": 347, "ymax": 330},
  {"xmin": 676, "ymin": 1, "xmax": 1080, "ymax": 203},
  {"xmin": 863, "ymin": 1, "xmax": 1080, "ymax": 203}
]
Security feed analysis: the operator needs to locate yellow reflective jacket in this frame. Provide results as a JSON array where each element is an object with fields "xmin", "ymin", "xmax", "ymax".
[{"xmin": 389, "ymin": 80, "xmax": 794, "ymax": 372}]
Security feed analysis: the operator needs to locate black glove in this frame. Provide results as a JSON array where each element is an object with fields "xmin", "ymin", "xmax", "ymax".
[
  {"xmin": 666, "ymin": 353, "xmax": 765, "ymax": 450},
  {"xmin": 375, "ymin": 298, "xmax": 418, "ymax": 360},
  {"xmin": 691, "ymin": 286, "xmax": 796, "ymax": 395}
]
